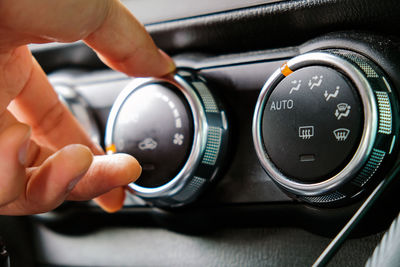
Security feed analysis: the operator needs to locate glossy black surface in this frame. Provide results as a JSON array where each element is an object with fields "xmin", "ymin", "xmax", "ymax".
[
  {"xmin": 262, "ymin": 66, "xmax": 363, "ymax": 182},
  {"xmin": 112, "ymin": 83, "xmax": 194, "ymax": 188}
]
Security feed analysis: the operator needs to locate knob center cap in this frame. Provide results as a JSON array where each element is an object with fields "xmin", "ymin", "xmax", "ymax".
[
  {"xmin": 262, "ymin": 66, "xmax": 363, "ymax": 182},
  {"xmin": 112, "ymin": 83, "xmax": 194, "ymax": 188}
]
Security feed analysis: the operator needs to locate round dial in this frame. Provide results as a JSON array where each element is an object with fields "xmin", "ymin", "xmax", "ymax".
[
  {"xmin": 111, "ymin": 83, "xmax": 194, "ymax": 188},
  {"xmin": 105, "ymin": 70, "xmax": 228, "ymax": 207},
  {"xmin": 262, "ymin": 66, "xmax": 363, "ymax": 182},
  {"xmin": 253, "ymin": 50, "xmax": 398, "ymax": 205}
]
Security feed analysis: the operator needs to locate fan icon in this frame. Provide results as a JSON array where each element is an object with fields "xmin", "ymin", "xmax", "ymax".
[{"xmin": 173, "ymin": 133, "xmax": 184, "ymax": 146}]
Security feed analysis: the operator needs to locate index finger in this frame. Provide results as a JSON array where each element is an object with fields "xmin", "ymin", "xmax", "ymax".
[{"xmin": 0, "ymin": 0, "xmax": 175, "ymax": 76}]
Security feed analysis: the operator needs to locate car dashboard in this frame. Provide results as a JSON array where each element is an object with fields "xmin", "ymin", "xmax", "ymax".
[{"xmin": 2, "ymin": 0, "xmax": 400, "ymax": 266}]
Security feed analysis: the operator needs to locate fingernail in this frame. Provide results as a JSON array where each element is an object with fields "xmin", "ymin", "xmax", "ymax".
[
  {"xmin": 158, "ymin": 49, "xmax": 176, "ymax": 73},
  {"xmin": 92, "ymin": 142, "xmax": 105, "ymax": 156},
  {"xmin": 18, "ymin": 127, "xmax": 32, "ymax": 166},
  {"xmin": 66, "ymin": 174, "xmax": 84, "ymax": 194},
  {"xmin": 138, "ymin": 164, "xmax": 142, "ymax": 176}
]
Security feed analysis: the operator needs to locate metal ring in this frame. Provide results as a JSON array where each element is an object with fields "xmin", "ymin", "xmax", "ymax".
[
  {"xmin": 253, "ymin": 51, "xmax": 378, "ymax": 196},
  {"xmin": 105, "ymin": 73, "xmax": 208, "ymax": 198}
]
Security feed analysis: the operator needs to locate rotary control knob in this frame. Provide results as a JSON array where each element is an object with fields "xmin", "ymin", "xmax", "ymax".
[
  {"xmin": 253, "ymin": 50, "xmax": 399, "ymax": 205},
  {"xmin": 105, "ymin": 70, "xmax": 228, "ymax": 207}
]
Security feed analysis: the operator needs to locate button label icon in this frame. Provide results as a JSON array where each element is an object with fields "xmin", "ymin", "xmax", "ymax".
[
  {"xmin": 333, "ymin": 128, "xmax": 350, "ymax": 141},
  {"xmin": 324, "ymin": 86, "xmax": 340, "ymax": 101},
  {"xmin": 269, "ymin": 99, "xmax": 294, "ymax": 111},
  {"xmin": 289, "ymin": 80, "xmax": 301, "ymax": 94},
  {"xmin": 335, "ymin": 103, "xmax": 351, "ymax": 120},
  {"xmin": 308, "ymin": 75, "xmax": 323, "ymax": 90},
  {"xmin": 138, "ymin": 138, "xmax": 158, "ymax": 150},
  {"xmin": 299, "ymin": 126, "xmax": 314, "ymax": 139},
  {"xmin": 173, "ymin": 133, "xmax": 184, "ymax": 146},
  {"xmin": 175, "ymin": 118, "xmax": 182, "ymax": 128}
]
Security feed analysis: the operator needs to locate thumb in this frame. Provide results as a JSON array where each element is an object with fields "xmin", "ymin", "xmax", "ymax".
[{"xmin": 25, "ymin": 144, "xmax": 93, "ymax": 213}]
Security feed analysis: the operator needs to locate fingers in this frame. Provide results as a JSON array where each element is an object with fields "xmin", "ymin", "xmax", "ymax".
[
  {"xmin": 3, "ymin": 0, "xmax": 175, "ymax": 151},
  {"xmin": 0, "ymin": 46, "xmax": 33, "ymax": 115},
  {"xmin": 24, "ymin": 144, "xmax": 93, "ymax": 213},
  {"xmin": 8, "ymin": 57, "xmax": 102, "ymax": 153},
  {"xmin": 0, "ymin": 123, "xmax": 94, "ymax": 214},
  {"xmin": 0, "ymin": 123, "xmax": 31, "ymax": 206},
  {"xmin": 66, "ymin": 153, "xmax": 141, "ymax": 202},
  {"xmin": 0, "ymin": 0, "xmax": 111, "ymax": 45},
  {"xmin": 69, "ymin": 153, "xmax": 142, "ymax": 213},
  {"xmin": 94, "ymin": 187, "xmax": 126, "ymax": 213},
  {"xmin": 0, "ymin": 0, "xmax": 175, "ymax": 77},
  {"xmin": 0, "ymin": 144, "xmax": 94, "ymax": 215},
  {"xmin": 0, "ymin": 142, "xmax": 140, "ymax": 215},
  {"xmin": 90, "ymin": 154, "xmax": 142, "ymax": 212},
  {"xmin": 8, "ymin": 56, "xmax": 140, "ymax": 212},
  {"xmin": 0, "ymin": 144, "xmax": 93, "ymax": 215},
  {"xmin": 0, "ymin": 0, "xmax": 158, "ymax": 213},
  {"xmin": 83, "ymin": 2, "xmax": 175, "ymax": 77}
]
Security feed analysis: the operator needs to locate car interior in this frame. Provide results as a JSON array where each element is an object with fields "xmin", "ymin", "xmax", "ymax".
[{"xmin": 1, "ymin": 0, "xmax": 400, "ymax": 266}]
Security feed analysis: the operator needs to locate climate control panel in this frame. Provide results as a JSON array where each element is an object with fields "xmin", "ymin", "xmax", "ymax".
[{"xmin": 49, "ymin": 34, "xmax": 400, "ymax": 211}]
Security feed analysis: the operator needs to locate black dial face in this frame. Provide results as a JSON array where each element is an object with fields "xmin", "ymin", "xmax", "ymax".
[
  {"xmin": 112, "ymin": 83, "xmax": 194, "ymax": 188},
  {"xmin": 262, "ymin": 66, "xmax": 364, "ymax": 183}
]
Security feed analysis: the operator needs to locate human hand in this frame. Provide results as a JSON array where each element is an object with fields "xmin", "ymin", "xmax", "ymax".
[{"xmin": 0, "ymin": 0, "xmax": 175, "ymax": 215}]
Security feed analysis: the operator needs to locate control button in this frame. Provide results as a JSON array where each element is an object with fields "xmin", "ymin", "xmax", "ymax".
[
  {"xmin": 262, "ymin": 66, "xmax": 363, "ymax": 182},
  {"xmin": 298, "ymin": 126, "xmax": 314, "ymax": 139},
  {"xmin": 308, "ymin": 75, "xmax": 323, "ymax": 89},
  {"xmin": 324, "ymin": 86, "xmax": 340, "ymax": 101},
  {"xmin": 334, "ymin": 103, "xmax": 351, "ymax": 120},
  {"xmin": 289, "ymin": 80, "xmax": 302, "ymax": 94},
  {"xmin": 333, "ymin": 128, "xmax": 350, "ymax": 141}
]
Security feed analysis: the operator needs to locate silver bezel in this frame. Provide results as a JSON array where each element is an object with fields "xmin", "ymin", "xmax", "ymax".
[
  {"xmin": 252, "ymin": 52, "xmax": 378, "ymax": 196},
  {"xmin": 105, "ymin": 73, "xmax": 208, "ymax": 198}
]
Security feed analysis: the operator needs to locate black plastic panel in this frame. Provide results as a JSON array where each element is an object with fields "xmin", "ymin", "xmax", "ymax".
[
  {"xmin": 35, "ymin": 33, "xmax": 400, "ymax": 235},
  {"xmin": 121, "ymin": 0, "xmax": 282, "ymax": 24},
  {"xmin": 34, "ymin": 224, "xmax": 382, "ymax": 267}
]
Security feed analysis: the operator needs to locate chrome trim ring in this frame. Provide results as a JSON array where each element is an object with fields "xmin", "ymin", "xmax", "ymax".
[{"xmin": 253, "ymin": 51, "xmax": 379, "ymax": 196}]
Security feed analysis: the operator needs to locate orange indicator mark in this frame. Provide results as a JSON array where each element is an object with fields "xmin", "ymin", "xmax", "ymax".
[
  {"xmin": 280, "ymin": 63, "xmax": 293, "ymax": 77},
  {"xmin": 106, "ymin": 144, "xmax": 117, "ymax": 154}
]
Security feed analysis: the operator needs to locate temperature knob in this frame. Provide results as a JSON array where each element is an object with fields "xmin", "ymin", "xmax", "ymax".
[
  {"xmin": 253, "ymin": 50, "xmax": 398, "ymax": 205},
  {"xmin": 105, "ymin": 70, "xmax": 228, "ymax": 207}
]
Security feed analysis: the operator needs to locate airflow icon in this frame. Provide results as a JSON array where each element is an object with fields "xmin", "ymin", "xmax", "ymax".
[
  {"xmin": 173, "ymin": 133, "xmax": 184, "ymax": 145},
  {"xmin": 333, "ymin": 128, "xmax": 350, "ymax": 141}
]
